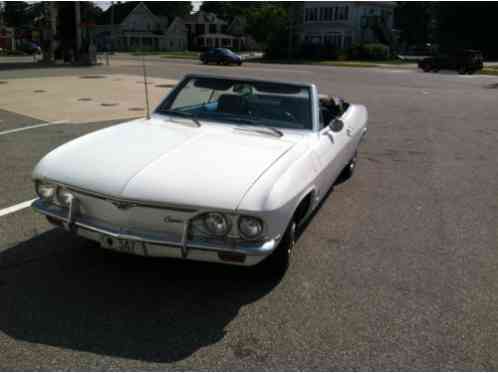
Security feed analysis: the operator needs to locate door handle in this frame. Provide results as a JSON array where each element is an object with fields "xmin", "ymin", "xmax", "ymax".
[{"xmin": 347, "ymin": 128, "xmax": 353, "ymax": 137}]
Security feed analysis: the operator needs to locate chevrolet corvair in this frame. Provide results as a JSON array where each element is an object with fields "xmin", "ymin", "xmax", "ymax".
[{"xmin": 32, "ymin": 74, "xmax": 367, "ymax": 272}]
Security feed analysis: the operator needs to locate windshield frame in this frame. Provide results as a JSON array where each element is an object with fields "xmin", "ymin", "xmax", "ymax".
[{"xmin": 155, "ymin": 74, "xmax": 319, "ymax": 132}]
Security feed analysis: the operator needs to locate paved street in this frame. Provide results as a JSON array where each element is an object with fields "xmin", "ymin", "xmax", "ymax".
[{"xmin": 0, "ymin": 56, "xmax": 498, "ymax": 370}]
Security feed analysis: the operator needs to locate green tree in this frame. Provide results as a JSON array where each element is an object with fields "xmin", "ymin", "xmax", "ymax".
[
  {"xmin": 394, "ymin": 2, "xmax": 436, "ymax": 47},
  {"xmin": 199, "ymin": 2, "xmax": 262, "ymax": 19},
  {"xmin": 3, "ymin": 1, "xmax": 30, "ymax": 27},
  {"xmin": 434, "ymin": 2, "xmax": 498, "ymax": 58}
]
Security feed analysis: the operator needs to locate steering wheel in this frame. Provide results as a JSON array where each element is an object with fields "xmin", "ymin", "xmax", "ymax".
[{"xmin": 283, "ymin": 111, "xmax": 298, "ymax": 123}]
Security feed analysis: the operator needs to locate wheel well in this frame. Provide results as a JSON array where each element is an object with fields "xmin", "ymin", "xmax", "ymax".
[{"xmin": 294, "ymin": 192, "xmax": 313, "ymax": 226}]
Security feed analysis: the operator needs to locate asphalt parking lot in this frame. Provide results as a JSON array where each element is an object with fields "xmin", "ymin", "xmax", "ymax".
[{"xmin": 1, "ymin": 56, "xmax": 498, "ymax": 370}]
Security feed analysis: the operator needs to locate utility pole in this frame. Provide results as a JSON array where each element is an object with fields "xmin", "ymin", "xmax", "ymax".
[
  {"xmin": 75, "ymin": 1, "xmax": 82, "ymax": 61},
  {"xmin": 49, "ymin": 1, "xmax": 57, "ymax": 63},
  {"xmin": 287, "ymin": 4, "xmax": 294, "ymax": 62},
  {"xmin": 110, "ymin": 1, "xmax": 114, "ymax": 52}
]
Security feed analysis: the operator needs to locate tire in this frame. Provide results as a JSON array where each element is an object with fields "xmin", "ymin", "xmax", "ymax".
[
  {"xmin": 238, "ymin": 61, "xmax": 242, "ymax": 66},
  {"xmin": 458, "ymin": 66, "xmax": 467, "ymax": 74},
  {"xmin": 422, "ymin": 64, "xmax": 432, "ymax": 72},
  {"xmin": 258, "ymin": 219, "xmax": 297, "ymax": 277},
  {"xmin": 340, "ymin": 151, "xmax": 358, "ymax": 181}
]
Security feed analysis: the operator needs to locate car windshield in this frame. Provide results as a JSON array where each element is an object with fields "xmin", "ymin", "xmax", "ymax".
[{"xmin": 157, "ymin": 77, "xmax": 313, "ymax": 130}]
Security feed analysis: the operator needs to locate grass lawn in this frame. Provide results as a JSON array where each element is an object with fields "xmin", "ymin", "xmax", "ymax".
[
  {"xmin": 252, "ymin": 58, "xmax": 413, "ymax": 68},
  {"xmin": 131, "ymin": 51, "xmax": 200, "ymax": 59},
  {"xmin": 481, "ymin": 67, "xmax": 498, "ymax": 76},
  {"xmin": 160, "ymin": 51, "xmax": 200, "ymax": 59},
  {"xmin": 317, "ymin": 61, "xmax": 379, "ymax": 68}
]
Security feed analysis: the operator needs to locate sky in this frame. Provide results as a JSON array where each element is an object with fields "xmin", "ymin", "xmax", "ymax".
[{"xmin": 95, "ymin": 1, "xmax": 202, "ymax": 12}]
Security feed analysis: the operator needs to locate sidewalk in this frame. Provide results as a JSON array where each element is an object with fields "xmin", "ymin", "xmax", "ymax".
[{"xmin": 0, "ymin": 73, "xmax": 177, "ymax": 123}]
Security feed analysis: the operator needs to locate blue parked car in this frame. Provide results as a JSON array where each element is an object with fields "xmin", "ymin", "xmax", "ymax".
[{"xmin": 200, "ymin": 48, "xmax": 242, "ymax": 66}]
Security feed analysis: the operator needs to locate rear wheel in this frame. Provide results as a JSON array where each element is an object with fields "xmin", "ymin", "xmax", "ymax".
[{"xmin": 458, "ymin": 66, "xmax": 467, "ymax": 74}]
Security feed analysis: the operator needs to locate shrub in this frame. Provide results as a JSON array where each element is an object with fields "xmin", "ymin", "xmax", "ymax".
[
  {"xmin": 298, "ymin": 42, "xmax": 338, "ymax": 60},
  {"xmin": 351, "ymin": 43, "xmax": 390, "ymax": 60}
]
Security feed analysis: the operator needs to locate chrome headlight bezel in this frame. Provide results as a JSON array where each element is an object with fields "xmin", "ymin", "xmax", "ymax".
[
  {"xmin": 35, "ymin": 180, "xmax": 56, "ymax": 201},
  {"xmin": 238, "ymin": 215, "xmax": 264, "ymax": 240},
  {"xmin": 201, "ymin": 212, "xmax": 231, "ymax": 237}
]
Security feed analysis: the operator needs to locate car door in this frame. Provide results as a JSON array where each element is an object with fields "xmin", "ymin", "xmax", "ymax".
[{"xmin": 313, "ymin": 114, "xmax": 351, "ymax": 197}]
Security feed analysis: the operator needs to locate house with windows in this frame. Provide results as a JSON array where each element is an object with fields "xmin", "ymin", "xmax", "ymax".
[
  {"xmin": 96, "ymin": 2, "xmax": 187, "ymax": 51},
  {"xmin": 300, "ymin": 1, "xmax": 396, "ymax": 49},
  {"xmin": 183, "ymin": 11, "xmax": 249, "ymax": 51}
]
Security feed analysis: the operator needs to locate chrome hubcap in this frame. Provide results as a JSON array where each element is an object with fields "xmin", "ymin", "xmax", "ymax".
[{"xmin": 288, "ymin": 222, "xmax": 296, "ymax": 255}]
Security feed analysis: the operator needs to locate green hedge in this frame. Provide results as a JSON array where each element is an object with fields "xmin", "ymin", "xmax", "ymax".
[{"xmin": 351, "ymin": 43, "xmax": 390, "ymax": 61}]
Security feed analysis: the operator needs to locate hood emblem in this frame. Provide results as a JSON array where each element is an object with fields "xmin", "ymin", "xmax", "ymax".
[
  {"xmin": 110, "ymin": 200, "xmax": 135, "ymax": 210},
  {"xmin": 163, "ymin": 216, "xmax": 184, "ymax": 224}
]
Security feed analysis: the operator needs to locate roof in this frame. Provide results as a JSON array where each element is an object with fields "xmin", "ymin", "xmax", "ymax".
[
  {"xmin": 183, "ymin": 11, "xmax": 227, "ymax": 25},
  {"xmin": 97, "ymin": 2, "xmax": 140, "ymax": 25}
]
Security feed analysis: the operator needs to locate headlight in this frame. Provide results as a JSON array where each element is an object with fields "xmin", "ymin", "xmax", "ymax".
[
  {"xmin": 56, "ymin": 187, "xmax": 74, "ymax": 207},
  {"xmin": 238, "ymin": 216, "xmax": 263, "ymax": 240},
  {"xmin": 202, "ymin": 212, "xmax": 230, "ymax": 236},
  {"xmin": 36, "ymin": 181, "xmax": 56, "ymax": 200}
]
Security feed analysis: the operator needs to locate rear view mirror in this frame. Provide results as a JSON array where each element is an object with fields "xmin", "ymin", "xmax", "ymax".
[{"xmin": 329, "ymin": 119, "xmax": 344, "ymax": 132}]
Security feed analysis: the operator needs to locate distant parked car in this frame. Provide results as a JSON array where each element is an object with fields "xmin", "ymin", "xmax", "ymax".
[
  {"xmin": 200, "ymin": 48, "xmax": 242, "ymax": 66},
  {"xmin": 17, "ymin": 41, "xmax": 41, "ymax": 55},
  {"xmin": 418, "ymin": 49, "xmax": 483, "ymax": 74}
]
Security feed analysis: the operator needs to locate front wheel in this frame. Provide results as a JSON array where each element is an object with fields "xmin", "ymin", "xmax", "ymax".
[
  {"xmin": 340, "ymin": 151, "xmax": 358, "ymax": 181},
  {"xmin": 258, "ymin": 219, "xmax": 296, "ymax": 277},
  {"xmin": 422, "ymin": 64, "xmax": 432, "ymax": 72}
]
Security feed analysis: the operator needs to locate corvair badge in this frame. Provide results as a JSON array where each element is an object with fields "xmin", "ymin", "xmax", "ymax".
[
  {"xmin": 110, "ymin": 200, "xmax": 136, "ymax": 210},
  {"xmin": 163, "ymin": 216, "xmax": 184, "ymax": 224}
]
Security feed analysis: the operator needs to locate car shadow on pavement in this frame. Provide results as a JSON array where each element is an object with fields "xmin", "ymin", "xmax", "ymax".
[{"xmin": 0, "ymin": 228, "xmax": 281, "ymax": 363}]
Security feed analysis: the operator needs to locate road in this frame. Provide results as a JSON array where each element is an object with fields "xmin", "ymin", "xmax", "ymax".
[{"xmin": 1, "ymin": 56, "xmax": 498, "ymax": 370}]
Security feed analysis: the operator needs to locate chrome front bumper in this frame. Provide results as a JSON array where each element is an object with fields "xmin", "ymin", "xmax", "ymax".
[{"xmin": 32, "ymin": 199, "xmax": 277, "ymax": 266}]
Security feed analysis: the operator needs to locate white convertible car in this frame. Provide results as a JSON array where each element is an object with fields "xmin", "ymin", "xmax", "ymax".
[{"xmin": 32, "ymin": 74, "xmax": 367, "ymax": 271}]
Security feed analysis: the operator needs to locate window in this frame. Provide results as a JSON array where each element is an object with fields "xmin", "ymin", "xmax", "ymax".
[
  {"xmin": 343, "ymin": 33, "xmax": 352, "ymax": 48},
  {"xmin": 159, "ymin": 77, "xmax": 314, "ymax": 130},
  {"xmin": 324, "ymin": 33, "xmax": 342, "ymax": 48},
  {"xmin": 195, "ymin": 24, "xmax": 205, "ymax": 35},
  {"xmin": 305, "ymin": 7, "xmax": 318, "ymax": 22},
  {"xmin": 209, "ymin": 24, "xmax": 217, "ymax": 34}
]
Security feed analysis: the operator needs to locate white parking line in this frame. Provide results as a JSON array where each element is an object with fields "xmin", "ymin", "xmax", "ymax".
[
  {"xmin": 0, "ymin": 198, "xmax": 36, "ymax": 217},
  {"xmin": 0, "ymin": 120, "xmax": 69, "ymax": 136}
]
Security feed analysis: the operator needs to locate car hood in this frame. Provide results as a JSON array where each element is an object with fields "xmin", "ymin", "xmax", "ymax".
[{"xmin": 33, "ymin": 117, "xmax": 299, "ymax": 210}]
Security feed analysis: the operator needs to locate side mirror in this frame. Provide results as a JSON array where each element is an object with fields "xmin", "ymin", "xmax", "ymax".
[{"xmin": 329, "ymin": 118, "xmax": 344, "ymax": 132}]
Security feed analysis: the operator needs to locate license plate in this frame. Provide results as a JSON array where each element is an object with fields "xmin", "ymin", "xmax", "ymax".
[{"xmin": 101, "ymin": 235, "xmax": 145, "ymax": 256}]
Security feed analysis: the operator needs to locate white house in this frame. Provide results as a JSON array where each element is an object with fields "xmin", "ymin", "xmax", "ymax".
[
  {"xmin": 300, "ymin": 1, "xmax": 396, "ymax": 49},
  {"xmin": 96, "ymin": 2, "xmax": 187, "ymax": 52}
]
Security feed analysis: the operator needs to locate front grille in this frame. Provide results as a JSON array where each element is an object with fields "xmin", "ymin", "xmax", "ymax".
[{"xmin": 73, "ymin": 191, "xmax": 198, "ymax": 244}]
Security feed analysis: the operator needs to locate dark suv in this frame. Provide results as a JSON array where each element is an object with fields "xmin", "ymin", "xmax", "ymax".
[
  {"xmin": 200, "ymin": 48, "xmax": 242, "ymax": 66},
  {"xmin": 418, "ymin": 49, "xmax": 483, "ymax": 74}
]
